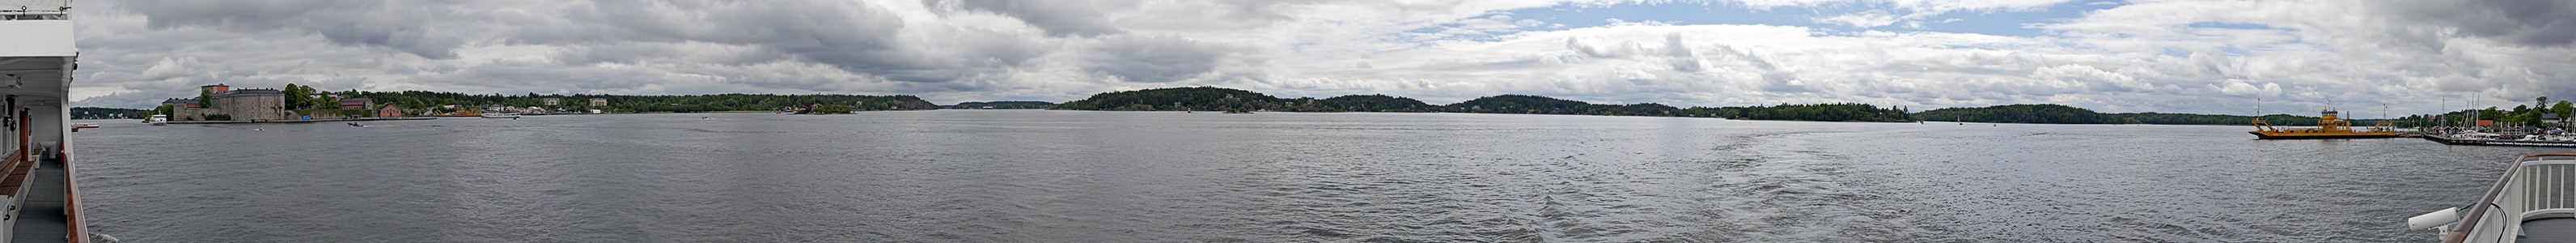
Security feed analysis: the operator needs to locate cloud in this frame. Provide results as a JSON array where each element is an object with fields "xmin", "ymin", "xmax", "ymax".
[
  {"xmin": 924, "ymin": 0, "xmax": 1128, "ymax": 37},
  {"xmin": 126, "ymin": 0, "xmax": 479, "ymax": 59},
  {"xmin": 1815, "ymin": 11, "xmax": 1901, "ymax": 28},
  {"xmin": 52, "ymin": 0, "xmax": 2576, "ymax": 117},
  {"xmin": 1083, "ymin": 35, "xmax": 1239, "ymax": 83},
  {"xmin": 2373, "ymin": 0, "xmax": 2576, "ymax": 48}
]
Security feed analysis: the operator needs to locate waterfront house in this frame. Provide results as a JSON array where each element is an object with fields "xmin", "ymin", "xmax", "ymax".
[
  {"xmin": 589, "ymin": 98, "xmax": 608, "ymax": 107},
  {"xmin": 376, "ymin": 105, "xmax": 405, "ymax": 117},
  {"xmin": 543, "ymin": 97, "xmax": 561, "ymax": 106}
]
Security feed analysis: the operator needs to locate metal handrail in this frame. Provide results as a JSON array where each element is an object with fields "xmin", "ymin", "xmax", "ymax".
[{"xmin": 2444, "ymin": 153, "xmax": 2576, "ymax": 243}]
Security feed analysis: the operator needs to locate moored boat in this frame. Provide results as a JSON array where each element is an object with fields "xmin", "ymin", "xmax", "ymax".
[
  {"xmin": 146, "ymin": 114, "xmax": 167, "ymax": 126},
  {"xmin": 2250, "ymin": 109, "xmax": 2397, "ymax": 139},
  {"xmin": 479, "ymin": 113, "xmax": 520, "ymax": 118},
  {"xmin": 2409, "ymin": 153, "xmax": 2576, "ymax": 242}
]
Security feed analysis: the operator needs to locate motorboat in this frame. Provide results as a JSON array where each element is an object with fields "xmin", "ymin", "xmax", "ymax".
[
  {"xmin": 70, "ymin": 122, "xmax": 96, "ymax": 129},
  {"xmin": 146, "ymin": 114, "xmax": 167, "ymax": 126},
  {"xmin": 2409, "ymin": 153, "xmax": 2576, "ymax": 242},
  {"xmin": 479, "ymin": 113, "xmax": 520, "ymax": 119}
]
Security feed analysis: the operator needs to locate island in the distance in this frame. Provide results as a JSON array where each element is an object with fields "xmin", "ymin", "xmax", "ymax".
[
  {"xmin": 78, "ymin": 84, "xmax": 2426, "ymax": 127},
  {"xmin": 1052, "ymin": 87, "xmax": 1918, "ymax": 122},
  {"xmin": 951, "ymin": 101, "xmax": 1057, "ymax": 109}
]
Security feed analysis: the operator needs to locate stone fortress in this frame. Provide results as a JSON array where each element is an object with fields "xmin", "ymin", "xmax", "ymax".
[{"xmin": 163, "ymin": 84, "xmax": 286, "ymax": 122}]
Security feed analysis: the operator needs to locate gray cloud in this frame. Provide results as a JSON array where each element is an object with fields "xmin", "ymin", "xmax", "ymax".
[
  {"xmin": 926, "ymin": 0, "xmax": 1127, "ymax": 37},
  {"xmin": 53, "ymin": 0, "xmax": 2576, "ymax": 116},
  {"xmin": 2379, "ymin": 0, "xmax": 2576, "ymax": 47},
  {"xmin": 1083, "ymin": 35, "xmax": 1235, "ymax": 83},
  {"xmin": 129, "ymin": 0, "xmax": 477, "ymax": 59}
]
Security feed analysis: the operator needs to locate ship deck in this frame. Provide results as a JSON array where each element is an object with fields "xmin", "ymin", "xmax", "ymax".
[
  {"xmin": 9, "ymin": 157, "xmax": 65, "ymax": 243},
  {"xmin": 2527, "ymin": 218, "xmax": 2576, "ymax": 243}
]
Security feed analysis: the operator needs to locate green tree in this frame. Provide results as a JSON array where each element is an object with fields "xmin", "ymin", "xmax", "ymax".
[
  {"xmin": 153, "ymin": 104, "xmax": 172, "ymax": 117},
  {"xmin": 197, "ymin": 88, "xmax": 214, "ymax": 108},
  {"xmin": 283, "ymin": 83, "xmax": 310, "ymax": 109}
]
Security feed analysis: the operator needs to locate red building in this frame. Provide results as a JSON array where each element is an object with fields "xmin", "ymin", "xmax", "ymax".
[
  {"xmin": 376, "ymin": 105, "xmax": 405, "ymax": 117},
  {"xmin": 338, "ymin": 98, "xmax": 372, "ymax": 110}
]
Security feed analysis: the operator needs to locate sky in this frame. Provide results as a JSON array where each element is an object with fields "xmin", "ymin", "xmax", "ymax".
[{"xmin": 48, "ymin": 0, "xmax": 2576, "ymax": 116}]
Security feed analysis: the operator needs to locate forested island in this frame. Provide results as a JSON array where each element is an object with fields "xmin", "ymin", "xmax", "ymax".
[
  {"xmin": 1916, "ymin": 104, "xmax": 2324, "ymax": 126},
  {"xmin": 1053, "ymin": 87, "xmax": 1917, "ymax": 122},
  {"xmin": 342, "ymin": 91, "xmax": 938, "ymax": 113},
  {"xmin": 72, "ymin": 107, "xmax": 154, "ymax": 119},
  {"xmin": 951, "ymin": 101, "xmax": 1058, "ymax": 109}
]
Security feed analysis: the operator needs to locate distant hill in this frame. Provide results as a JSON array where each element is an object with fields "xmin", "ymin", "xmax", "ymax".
[
  {"xmin": 1320, "ymin": 95, "xmax": 1436, "ymax": 112},
  {"xmin": 342, "ymin": 91, "xmax": 937, "ymax": 113},
  {"xmin": 1054, "ymin": 87, "xmax": 1289, "ymax": 111},
  {"xmin": 1055, "ymin": 87, "xmax": 1914, "ymax": 122},
  {"xmin": 1696, "ymin": 103, "xmax": 1913, "ymax": 122},
  {"xmin": 1916, "ymin": 104, "xmax": 2319, "ymax": 126},
  {"xmin": 1447, "ymin": 95, "xmax": 1591, "ymax": 113},
  {"xmin": 73, "ymin": 107, "xmax": 154, "ymax": 120},
  {"xmin": 951, "ymin": 101, "xmax": 1057, "ymax": 109}
]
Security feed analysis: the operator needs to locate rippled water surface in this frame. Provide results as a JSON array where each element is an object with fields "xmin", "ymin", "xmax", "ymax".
[{"xmin": 68, "ymin": 111, "xmax": 2576, "ymax": 241}]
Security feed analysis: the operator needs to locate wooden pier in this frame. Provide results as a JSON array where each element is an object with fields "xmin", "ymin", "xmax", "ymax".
[{"xmin": 2422, "ymin": 135, "xmax": 2576, "ymax": 147}]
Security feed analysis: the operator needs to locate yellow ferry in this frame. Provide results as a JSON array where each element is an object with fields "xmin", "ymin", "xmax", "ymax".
[{"xmin": 2250, "ymin": 109, "xmax": 2396, "ymax": 139}]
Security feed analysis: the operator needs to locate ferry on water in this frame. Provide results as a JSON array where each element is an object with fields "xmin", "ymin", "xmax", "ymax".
[
  {"xmin": 2249, "ymin": 109, "xmax": 2397, "ymax": 139},
  {"xmin": 2409, "ymin": 154, "xmax": 2576, "ymax": 242},
  {"xmin": 0, "ymin": 1, "xmax": 104, "ymax": 242}
]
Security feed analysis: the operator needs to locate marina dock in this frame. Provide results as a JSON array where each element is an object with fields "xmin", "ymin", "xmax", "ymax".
[{"xmin": 2421, "ymin": 134, "xmax": 2576, "ymax": 147}]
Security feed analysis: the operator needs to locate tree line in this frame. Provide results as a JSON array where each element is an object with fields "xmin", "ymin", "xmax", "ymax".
[
  {"xmin": 1914, "ymin": 104, "xmax": 2329, "ymax": 126},
  {"xmin": 339, "ymin": 91, "xmax": 939, "ymax": 113},
  {"xmin": 72, "ymin": 107, "xmax": 154, "ymax": 120},
  {"xmin": 951, "ymin": 101, "xmax": 1058, "ymax": 109},
  {"xmin": 1052, "ymin": 87, "xmax": 1916, "ymax": 122},
  {"xmin": 2400, "ymin": 97, "xmax": 2574, "ymax": 127}
]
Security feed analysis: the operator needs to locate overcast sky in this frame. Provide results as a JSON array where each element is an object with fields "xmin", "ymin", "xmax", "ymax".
[{"xmin": 55, "ymin": 0, "xmax": 2576, "ymax": 116}]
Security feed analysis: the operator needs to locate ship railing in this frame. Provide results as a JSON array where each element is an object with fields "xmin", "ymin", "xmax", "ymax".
[
  {"xmin": 2446, "ymin": 153, "xmax": 2576, "ymax": 243},
  {"xmin": 0, "ymin": 7, "xmax": 70, "ymax": 20}
]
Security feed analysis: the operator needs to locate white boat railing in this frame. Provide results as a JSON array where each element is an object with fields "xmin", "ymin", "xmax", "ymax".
[{"xmin": 2443, "ymin": 153, "xmax": 2576, "ymax": 243}]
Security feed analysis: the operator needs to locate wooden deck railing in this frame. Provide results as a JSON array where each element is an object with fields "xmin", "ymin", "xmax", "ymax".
[{"xmin": 61, "ymin": 147, "xmax": 83, "ymax": 243}]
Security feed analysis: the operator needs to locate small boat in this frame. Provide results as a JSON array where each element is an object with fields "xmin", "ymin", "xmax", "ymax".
[
  {"xmin": 147, "ymin": 114, "xmax": 168, "ymax": 126},
  {"xmin": 480, "ymin": 113, "xmax": 520, "ymax": 119},
  {"xmin": 71, "ymin": 122, "xmax": 98, "ymax": 129},
  {"xmin": 2409, "ymin": 153, "xmax": 2576, "ymax": 242}
]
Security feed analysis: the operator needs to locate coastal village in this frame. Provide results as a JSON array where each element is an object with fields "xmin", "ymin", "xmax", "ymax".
[{"xmin": 155, "ymin": 83, "xmax": 600, "ymax": 123}]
